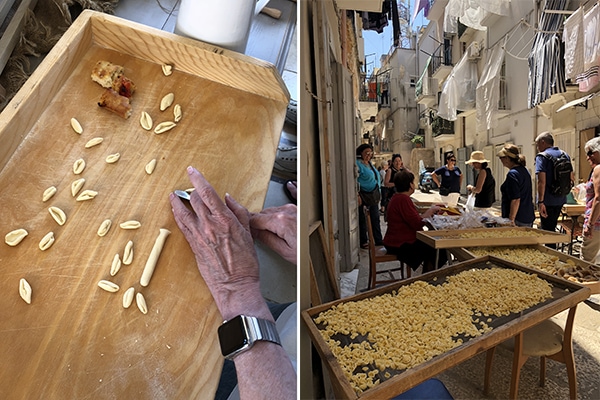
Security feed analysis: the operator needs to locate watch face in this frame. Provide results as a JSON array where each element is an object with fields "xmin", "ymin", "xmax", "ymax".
[{"xmin": 218, "ymin": 316, "xmax": 250, "ymax": 357}]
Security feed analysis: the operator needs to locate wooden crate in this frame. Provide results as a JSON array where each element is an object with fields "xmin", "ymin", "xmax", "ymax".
[
  {"xmin": 451, "ymin": 244, "xmax": 600, "ymax": 294},
  {"xmin": 301, "ymin": 256, "xmax": 590, "ymax": 399},
  {"xmin": 417, "ymin": 227, "xmax": 568, "ymax": 249},
  {"xmin": 0, "ymin": 11, "xmax": 288, "ymax": 399}
]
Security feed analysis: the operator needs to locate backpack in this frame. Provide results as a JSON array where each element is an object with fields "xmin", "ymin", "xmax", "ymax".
[{"xmin": 538, "ymin": 151, "xmax": 573, "ymax": 196}]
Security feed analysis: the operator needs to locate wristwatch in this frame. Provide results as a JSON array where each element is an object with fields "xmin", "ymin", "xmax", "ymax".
[{"xmin": 218, "ymin": 315, "xmax": 281, "ymax": 360}]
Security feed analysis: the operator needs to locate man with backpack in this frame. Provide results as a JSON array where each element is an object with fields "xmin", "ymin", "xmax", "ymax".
[{"xmin": 535, "ymin": 132, "xmax": 574, "ymax": 241}]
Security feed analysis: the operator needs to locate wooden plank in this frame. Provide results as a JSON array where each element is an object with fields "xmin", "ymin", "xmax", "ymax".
[
  {"xmin": 417, "ymin": 227, "xmax": 569, "ymax": 249},
  {"xmin": 0, "ymin": 10, "xmax": 288, "ymax": 399},
  {"xmin": 309, "ymin": 222, "xmax": 340, "ymax": 305},
  {"xmin": 309, "ymin": 258, "xmax": 323, "ymax": 306},
  {"xmin": 0, "ymin": 0, "xmax": 36, "ymax": 76}
]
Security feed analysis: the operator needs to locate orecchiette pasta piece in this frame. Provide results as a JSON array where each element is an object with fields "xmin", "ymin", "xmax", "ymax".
[
  {"xmin": 19, "ymin": 278, "xmax": 32, "ymax": 304},
  {"xmin": 43, "ymin": 186, "xmax": 57, "ymax": 202},
  {"xmin": 119, "ymin": 220, "xmax": 141, "ymax": 230},
  {"xmin": 5, "ymin": 229, "xmax": 28, "ymax": 246},
  {"xmin": 39, "ymin": 232, "xmax": 55, "ymax": 251},
  {"xmin": 123, "ymin": 240, "xmax": 134, "ymax": 265},
  {"xmin": 48, "ymin": 206, "xmax": 67, "ymax": 226},
  {"xmin": 73, "ymin": 158, "xmax": 86, "ymax": 174},
  {"xmin": 110, "ymin": 254, "xmax": 122, "ymax": 277},
  {"xmin": 71, "ymin": 178, "xmax": 85, "ymax": 197},
  {"xmin": 97, "ymin": 219, "xmax": 112, "ymax": 237},
  {"xmin": 98, "ymin": 280, "xmax": 119, "ymax": 292},
  {"xmin": 145, "ymin": 159, "xmax": 157, "ymax": 174},
  {"xmin": 123, "ymin": 287, "xmax": 135, "ymax": 308},
  {"xmin": 76, "ymin": 190, "xmax": 98, "ymax": 201},
  {"xmin": 136, "ymin": 292, "xmax": 148, "ymax": 314}
]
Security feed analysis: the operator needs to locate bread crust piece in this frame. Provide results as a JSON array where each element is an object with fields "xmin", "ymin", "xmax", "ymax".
[
  {"xmin": 98, "ymin": 88, "xmax": 132, "ymax": 119},
  {"xmin": 91, "ymin": 60, "xmax": 124, "ymax": 89},
  {"xmin": 113, "ymin": 74, "xmax": 136, "ymax": 98}
]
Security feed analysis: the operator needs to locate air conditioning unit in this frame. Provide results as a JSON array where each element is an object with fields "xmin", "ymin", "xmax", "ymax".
[{"xmin": 467, "ymin": 42, "xmax": 480, "ymax": 60}]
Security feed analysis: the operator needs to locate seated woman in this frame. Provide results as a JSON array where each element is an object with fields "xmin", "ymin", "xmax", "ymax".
[{"xmin": 383, "ymin": 169, "xmax": 447, "ymax": 273}]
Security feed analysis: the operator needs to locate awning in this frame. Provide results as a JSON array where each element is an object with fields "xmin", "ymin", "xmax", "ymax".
[{"xmin": 556, "ymin": 91, "xmax": 599, "ymax": 112}]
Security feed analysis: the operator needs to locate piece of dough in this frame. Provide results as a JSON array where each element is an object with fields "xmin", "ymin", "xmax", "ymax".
[{"xmin": 140, "ymin": 228, "xmax": 171, "ymax": 287}]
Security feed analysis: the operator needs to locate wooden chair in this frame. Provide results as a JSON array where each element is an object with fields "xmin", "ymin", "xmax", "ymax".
[
  {"xmin": 365, "ymin": 209, "xmax": 410, "ymax": 290},
  {"xmin": 557, "ymin": 213, "xmax": 584, "ymax": 255},
  {"xmin": 483, "ymin": 306, "xmax": 578, "ymax": 400}
]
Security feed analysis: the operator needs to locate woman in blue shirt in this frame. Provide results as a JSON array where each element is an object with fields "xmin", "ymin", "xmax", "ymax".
[
  {"xmin": 356, "ymin": 144, "xmax": 383, "ymax": 248},
  {"xmin": 433, "ymin": 153, "xmax": 462, "ymax": 195},
  {"xmin": 497, "ymin": 145, "xmax": 535, "ymax": 227}
]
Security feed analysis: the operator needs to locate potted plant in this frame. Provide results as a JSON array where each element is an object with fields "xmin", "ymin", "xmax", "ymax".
[{"xmin": 411, "ymin": 135, "xmax": 424, "ymax": 148}]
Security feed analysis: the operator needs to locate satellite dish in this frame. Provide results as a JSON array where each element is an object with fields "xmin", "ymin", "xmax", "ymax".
[{"xmin": 556, "ymin": 92, "xmax": 597, "ymax": 112}]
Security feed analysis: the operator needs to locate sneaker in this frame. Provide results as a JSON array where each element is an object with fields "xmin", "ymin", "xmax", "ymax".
[
  {"xmin": 274, "ymin": 131, "xmax": 297, "ymax": 175},
  {"xmin": 285, "ymin": 99, "xmax": 297, "ymax": 126}
]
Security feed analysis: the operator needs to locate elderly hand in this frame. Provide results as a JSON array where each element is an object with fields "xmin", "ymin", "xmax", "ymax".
[
  {"xmin": 422, "ymin": 205, "xmax": 440, "ymax": 219},
  {"xmin": 170, "ymin": 167, "xmax": 269, "ymax": 321},
  {"xmin": 250, "ymin": 204, "xmax": 297, "ymax": 264}
]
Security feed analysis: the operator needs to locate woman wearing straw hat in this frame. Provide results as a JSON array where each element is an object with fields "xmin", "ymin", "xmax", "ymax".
[
  {"xmin": 497, "ymin": 144, "xmax": 535, "ymax": 227},
  {"xmin": 465, "ymin": 151, "xmax": 496, "ymax": 208}
]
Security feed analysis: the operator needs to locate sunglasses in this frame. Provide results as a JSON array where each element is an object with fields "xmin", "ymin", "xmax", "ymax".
[
  {"xmin": 449, "ymin": 159, "xmax": 456, "ymax": 162},
  {"xmin": 587, "ymin": 150, "xmax": 596, "ymax": 157}
]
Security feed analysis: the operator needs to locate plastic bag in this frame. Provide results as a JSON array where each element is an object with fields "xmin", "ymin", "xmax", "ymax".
[{"xmin": 466, "ymin": 193, "xmax": 476, "ymax": 210}]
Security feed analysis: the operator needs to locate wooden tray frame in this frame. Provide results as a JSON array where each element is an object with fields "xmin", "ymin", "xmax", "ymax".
[
  {"xmin": 301, "ymin": 256, "xmax": 590, "ymax": 399},
  {"xmin": 0, "ymin": 11, "xmax": 289, "ymax": 399},
  {"xmin": 417, "ymin": 227, "xmax": 568, "ymax": 249},
  {"xmin": 451, "ymin": 244, "xmax": 600, "ymax": 294}
]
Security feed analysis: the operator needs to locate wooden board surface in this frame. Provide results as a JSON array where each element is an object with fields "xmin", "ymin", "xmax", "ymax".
[
  {"xmin": 0, "ymin": 11, "xmax": 288, "ymax": 399},
  {"xmin": 417, "ymin": 227, "xmax": 569, "ymax": 249}
]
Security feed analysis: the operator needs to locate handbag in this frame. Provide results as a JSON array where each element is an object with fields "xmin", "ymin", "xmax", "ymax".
[
  {"xmin": 360, "ymin": 187, "xmax": 381, "ymax": 207},
  {"xmin": 439, "ymin": 187, "xmax": 450, "ymax": 196}
]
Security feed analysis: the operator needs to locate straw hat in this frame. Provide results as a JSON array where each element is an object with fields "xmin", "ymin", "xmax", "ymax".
[{"xmin": 465, "ymin": 151, "xmax": 490, "ymax": 164}]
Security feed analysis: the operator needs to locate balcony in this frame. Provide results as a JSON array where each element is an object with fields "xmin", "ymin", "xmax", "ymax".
[
  {"xmin": 416, "ymin": 77, "xmax": 438, "ymax": 108},
  {"xmin": 337, "ymin": 0, "xmax": 383, "ymax": 12},
  {"xmin": 426, "ymin": 0, "xmax": 449, "ymax": 22},
  {"xmin": 431, "ymin": 116, "xmax": 454, "ymax": 140},
  {"xmin": 431, "ymin": 42, "xmax": 453, "ymax": 83},
  {"xmin": 458, "ymin": 21, "xmax": 478, "ymax": 42}
]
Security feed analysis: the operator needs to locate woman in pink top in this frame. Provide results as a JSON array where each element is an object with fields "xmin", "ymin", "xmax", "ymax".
[
  {"xmin": 581, "ymin": 137, "xmax": 600, "ymax": 262},
  {"xmin": 383, "ymin": 169, "xmax": 446, "ymax": 273}
]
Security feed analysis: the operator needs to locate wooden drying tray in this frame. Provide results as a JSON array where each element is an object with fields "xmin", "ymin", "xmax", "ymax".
[
  {"xmin": 0, "ymin": 10, "xmax": 289, "ymax": 399},
  {"xmin": 417, "ymin": 227, "xmax": 569, "ymax": 249},
  {"xmin": 451, "ymin": 244, "xmax": 600, "ymax": 295},
  {"xmin": 301, "ymin": 256, "xmax": 590, "ymax": 399}
]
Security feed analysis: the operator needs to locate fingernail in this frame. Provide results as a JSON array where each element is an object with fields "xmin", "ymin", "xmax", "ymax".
[{"xmin": 187, "ymin": 166, "xmax": 194, "ymax": 174}]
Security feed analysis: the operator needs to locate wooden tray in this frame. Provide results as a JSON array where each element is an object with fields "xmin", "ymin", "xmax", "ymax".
[
  {"xmin": 301, "ymin": 256, "xmax": 590, "ymax": 399},
  {"xmin": 0, "ymin": 11, "xmax": 288, "ymax": 399},
  {"xmin": 417, "ymin": 227, "xmax": 568, "ymax": 249},
  {"xmin": 451, "ymin": 245, "xmax": 600, "ymax": 295}
]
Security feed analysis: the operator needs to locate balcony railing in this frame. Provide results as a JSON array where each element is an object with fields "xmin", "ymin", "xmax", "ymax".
[
  {"xmin": 416, "ymin": 77, "xmax": 437, "ymax": 98},
  {"xmin": 430, "ymin": 41, "xmax": 453, "ymax": 73},
  {"xmin": 431, "ymin": 116, "xmax": 454, "ymax": 137}
]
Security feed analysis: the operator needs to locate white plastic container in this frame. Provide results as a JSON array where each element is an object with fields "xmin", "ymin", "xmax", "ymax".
[{"xmin": 175, "ymin": 0, "xmax": 270, "ymax": 53}]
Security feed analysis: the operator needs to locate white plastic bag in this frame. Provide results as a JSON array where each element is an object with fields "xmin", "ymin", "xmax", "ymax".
[{"xmin": 466, "ymin": 193, "xmax": 476, "ymax": 210}]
